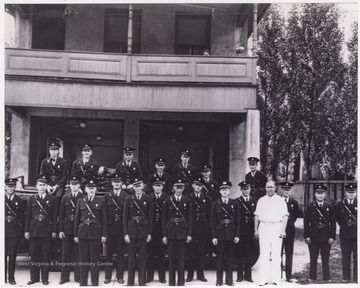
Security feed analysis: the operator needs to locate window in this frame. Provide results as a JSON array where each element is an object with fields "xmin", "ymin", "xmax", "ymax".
[
  {"xmin": 175, "ymin": 13, "xmax": 211, "ymax": 55},
  {"xmin": 32, "ymin": 4, "xmax": 66, "ymax": 50},
  {"xmin": 103, "ymin": 8, "xmax": 141, "ymax": 53}
]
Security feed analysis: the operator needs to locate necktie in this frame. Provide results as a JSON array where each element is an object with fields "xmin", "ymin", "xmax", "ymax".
[
  {"xmin": 73, "ymin": 193, "xmax": 76, "ymax": 198},
  {"xmin": 137, "ymin": 195, "xmax": 140, "ymax": 200},
  {"xmin": 177, "ymin": 197, "xmax": 180, "ymax": 202},
  {"xmin": 127, "ymin": 162, "xmax": 130, "ymax": 167},
  {"xmin": 350, "ymin": 200, "xmax": 353, "ymax": 206},
  {"xmin": 89, "ymin": 197, "xmax": 92, "ymax": 202},
  {"xmin": 319, "ymin": 203, "xmax": 322, "ymax": 208},
  {"xmin": 246, "ymin": 197, "xmax": 249, "ymax": 202}
]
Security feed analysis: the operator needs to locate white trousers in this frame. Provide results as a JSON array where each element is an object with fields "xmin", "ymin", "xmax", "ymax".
[{"xmin": 258, "ymin": 222, "xmax": 282, "ymax": 285}]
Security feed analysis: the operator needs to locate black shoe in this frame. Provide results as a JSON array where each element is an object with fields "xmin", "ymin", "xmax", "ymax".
[
  {"xmin": 59, "ymin": 280, "xmax": 68, "ymax": 285},
  {"xmin": 160, "ymin": 280, "xmax": 166, "ymax": 283},
  {"xmin": 104, "ymin": 279, "xmax": 111, "ymax": 284},
  {"xmin": 216, "ymin": 284, "xmax": 222, "ymax": 286},
  {"xmin": 9, "ymin": 280, "xmax": 16, "ymax": 285},
  {"xmin": 198, "ymin": 277, "xmax": 207, "ymax": 282},
  {"xmin": 286, "ymin": 279, "xmax": 292, "ymax": 283},
  {"xmin": 226, "ymin": 283, "xmax": 234, "ymax": 286},
  {"xmin": 186, "ymin": 277, "xmax": 193, "ymax": 282},
  {"xmin": 27, "ymin": 281, "xmax": 36, "ymax": 285},
  {"xmin": 117, "ymin": 279, "xmax": 125, "ymax": 284},
  {"xmin": 145, "ymin": 279, "xmax": 151, "ymax": 283},
  {"xmin": 245, "ymin": 278, "xmax": 254, "ymax": 283},
  {"xmin": 236, "ymin": 278, "xmax": 243, "ymax": 282},
  {"xmin": 342, "ymin": 279, "xmax": 349, "ymax": 283},
  {"xmin": 43, "ymin": 281, "xmax": 49, "ymax": 285}
]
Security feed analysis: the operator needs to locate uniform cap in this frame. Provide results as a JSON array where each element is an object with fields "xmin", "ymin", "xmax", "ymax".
[
  {"xmin": 345, "ymin": 183, "xmax": 357, "ymax": 192},
  {"xmin": 5, "ymin": 178, "xmax": 18, "ymax": 187},
  {"xmin": 247, "ymin": 157, "xmax": 260, "ymax": 164},
  {"xmin": 154, "ymin": 158, "xmax": 167, "ymax": 165},
  {"xmin": 173, "ymin": 178, "xmax": 186, "ymax": 186},
  {"xmin": 314, "ymin": 184, "xmax": 327, "ymax": 192},
  {"xmin": 201, "ymin": 164, "xmax": 212, "ymax": 172},
  {"xmin": 132, "ymin": 177, "xmax": 144, "ymax": 185},
  {"xmin": 123, "ymin": 147, "xmax": 135, "ymax": 153},
  {"xmin": 84, "ymin": 179, "xmax": 97, "ymax": 187},
  {"xmin": 111, "ymin": 174, "xmax": 124, "ymax": 181},
  {"xmin": 69, "ymin": 175, "xmax": 82, "ymax": 183},
  {"xmin": 181, "ymin": 149, "xmax": 192, "ymax": 157},
  {"xmin": 48, "ymin": 141, "xmax": 61, "ymax": 149},
  {"xmin": 152, "ymin": 177, "xmax": 165, "ymax": 185},
  {"xmin": 192, "ymin": 177, "xmax": 205, "ymax": 185},
  {"xmin": 219, "ymin": 180, "xmax": 232, "ymax": 189},
  {"xmin": 81, "ymin": 144, "xmax": 93, "ymax": 151},
  {"xmin": 280, "ymin": 181, "xmax": 294, "ymax": 191},
  {"xmin": 36, "ymin": 175, "xmax": 49, "ymax": 184},
  {"xmin": 238, "ymin": 180, "xmax": 251, "ymax": 189}
]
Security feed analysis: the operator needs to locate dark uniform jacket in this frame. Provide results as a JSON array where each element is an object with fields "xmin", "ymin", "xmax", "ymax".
[
  {"xmin": 25, "ymin": 193, "xmax": 58, "ymax": 237},
  {"xmin": 171, "ymin": 164, "xmax": 197, "ymax": 193},
  {"xmin": 59, "ymin": 192, "xmax": 84, "ymax": 235},
  {"xmin": 162, "ymin": 195, "xmax": 193, "ymax": 240},
  {"xmin": 304, "ymin": 201, "xmax": 336, "ymax": 243},
  {"xmin": 336, "ymin": 199, "xmax": 357, "ymax": 240},
  {"xmin": 123, "ymin": 193, "xmax": 153, "ymax": 239},
  {"xmin": 146, "ymin": 172, "xmax": 172, "ymax": 194},
  {"xmin": 210, "ymin": 199, "xmax": 240, "ymax": 241},
  {"xmin": 115, "ymin": 160, "xmax": 143, "ymax": 186},
  {"xmin": 149, "ymin": 192, "xmax": 168, "ymax": 239},
  {"xmin": 236, "ymin": 196, "xmax": 256, "ymax": 237},
  {"xmin": 284, "ymin": 197, "xmax": 299, "ymax": 238},
  {"xmin": 5, "ymin": 194, "xmax": 26, "ymax": 238},
  {"xmin": 74, "ymin": 196, "xmax": 107, "ymax": 239},
  {"xmin": 202, "ymin": 179, "xmax": 219, "ymax": 201},
  {"xmin": 70, "ymin": 158, "xmax": 101, "ymax": 182},
  {"xmin": 104, "ymin": 190, "xmax": 128, "ymax": 235},
  {"xmin": 40, "ymin": 157, "xmax": 67, "ymax": 188},
  {"xmin": 187, "ymin": 192, "xmax": 211, "ymax": 234},
  {"xmin": 245, "ymin": 170, "xmax": 267, "ymax": 190}
]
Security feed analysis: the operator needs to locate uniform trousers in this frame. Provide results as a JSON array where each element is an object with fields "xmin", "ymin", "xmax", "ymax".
[
  {"xmin": 258, "ymin": 222, "xmax": 282, "ymax": 285},
  {"xmin": 5, "ymin": 236, "xmax": 21, "ymax": 282},
  {"xmin": 216, "ymin": 240, "xmax": 234, "ymax": 285},
  {"xmin": 105, "ymin": 234, "xmax": 125, "ymax": 281},
  {"xmin": 147, "ymin": 236, "xmax": 166, "ymax": 281},
  {"xmin": 308, "ymin": 241, "xmax": 331, "ymax": 280},
  {"xmin": 168, "ymin": 239, "xmax": 186, "ymax": 286},
  {"xmin": 78, "ymin": 238, "xmax": 101, "ymax": 286},
  {"xmin": 237, "ymin": 235, "xmax": 252, "ymax": 280},
  {"xmin": 340, "ymin": 238, "xmax": 357, "ymax": 281},
  {"xmin": 127, "ymin": 237, "xmax": 147, "ymax": 286},
  {"xmin": 29, "ymin": 237, "xmax": 51, "ymax": 282},
  {"xmin": 187, "ymin": 228, "xmax": 207, "ymax": 279},
  {"xmin": 60, "ymin": 236, "xmax": 80, "ymax": 282},
  {"xmin": 281, "ymin": 237, "xmax": 295, "ymax": 280}
]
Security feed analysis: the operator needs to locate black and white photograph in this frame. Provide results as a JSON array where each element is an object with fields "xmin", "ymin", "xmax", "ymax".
[{"xmin": 3, "ymin": 1, "xmax": 358, "ymax": 287}]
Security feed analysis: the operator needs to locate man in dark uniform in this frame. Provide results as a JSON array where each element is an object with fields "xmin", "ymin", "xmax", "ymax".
[
  {"xmin": 245, "ymin": 157, "xmax": 267, "ymax": 200},
  {"xmin": 104, "ymin": 174, "xmax": 128, "ymax": 284},
  {"xmin": 5, "ymin": 178, "xmax": 26, "ymax": 285},
  {"xmin": 236, "ymin": 180, "xmax": 257, "ymax": 283},
  {"xmin": 211, "ymin": 181, "xmax": 240, "ymax": 286},
  {"xmin": 304, "ymin": 184, "xmax": 336, "ymax": 283},
  {"xmin": 115, "ymin": 147, "xmax": 143, "ymax": 194},
  {"xmin": 162, "ymin": 178, "xmax": 193, "ymax": 286},
  {"xmin": 70, "ymin": 144, "xmax": 105, "ymax": 190},
  {"xmin": 201, "ymin": 164, "xmax": 219, "ymax": 201},
  {"xmin": 24, "ymin": 175, "xmax": 58, "ymax": 286},
  {"xmin": 280, "ymin": 181, "xmax": 299, "ymax": 282},
  {"xmin": 74, "ymin": 179, "xmax": 107, "ymax": 287},
  {"xmin": 40, "ymin": 140, "xmax": 67, "ymax": 203},
  {"xmin": 146, "ymin": 177, "xmax": 168, "ymax": 284},
  {"xmin": 58, "ymin": 175, "xmax": 84, "ymax": 284},
  {"xmin": 186, "ymin": 176, "xmax": 212, "ymax": 282},
  {"xmin": 336, "ymin": 183, "xmax": 357, "ymax": 283},
  {"xmin": 146, "ymin": 158, "xmax": 172, "ymax": 194},
  {"xmin": 172, "ymin": 150, "xmax": 197, "ymax": 195},
  {"xmin": 123, "ymin": 177, "xmax": 153, "ymax": 286}
]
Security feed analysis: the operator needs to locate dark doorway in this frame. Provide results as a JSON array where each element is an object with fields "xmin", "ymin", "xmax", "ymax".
[{"xmin": 139, "ymin": 121, "xmax": 229, "ymax": 182}]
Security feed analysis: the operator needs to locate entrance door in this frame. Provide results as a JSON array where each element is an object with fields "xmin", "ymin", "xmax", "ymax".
[{"xmin": 139, "ymin": 121, "xmax": 229, "ymax": 182}]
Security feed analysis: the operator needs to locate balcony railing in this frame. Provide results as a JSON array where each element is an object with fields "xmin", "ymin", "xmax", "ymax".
[{"xmin": 5, "ymin": 48, "xmax": 257, "ymax": 85}]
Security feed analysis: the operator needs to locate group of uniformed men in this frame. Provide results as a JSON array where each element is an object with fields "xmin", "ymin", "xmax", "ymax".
[{"xmin": 4, "ymin": 141, "xmax": 358, "ymax": 286}]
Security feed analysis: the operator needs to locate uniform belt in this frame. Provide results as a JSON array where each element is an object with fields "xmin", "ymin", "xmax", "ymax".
[
  {"xmin": 5, "ymin": 216, "xmax": 17, "ymax": 221},
  {"xmin": 82, "ymin": 218, "xmax": 99, "ymax": 225},
  {"xmin": 132, "ymin": 216, "xmax": 144, "ymax": 222},
  {"xmin": 169, "ymin": 217, "xmax": 184, "ymax": 223},
  {"xmin": 260, "ymin": 220, "xmax": 281, "ymax": 224},
  {"xmin": 220, "ymin": 219, "xmax": 233, "ymax": 224},
  {"xmin": 34, "ymin": 215, "xmax": 47, "ymax": 221}
]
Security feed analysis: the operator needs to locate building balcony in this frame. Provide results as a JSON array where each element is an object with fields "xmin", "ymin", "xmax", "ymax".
[{"xmin": 5, "ymin": 48, "xmax": 257, "ymax": 85}]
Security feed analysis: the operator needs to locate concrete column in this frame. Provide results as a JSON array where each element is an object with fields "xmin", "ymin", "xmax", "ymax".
[
  {"xmin": 123, "ymin": 117, "xmax": 139, "ymax": 161},
  {"xmin": 245, "ymin": 109, "xmax": 260, "ymax": 172},
  {"xmin": 229, "ymin": 120, "xmax": 246, "ymax": 198},
  {"xmin": 252, "ymin": 3, "xmax": 258, "ymax": 56},
  {"xmin": 10, "ymin": 114, "xmax": 30, "ymax": 185}
]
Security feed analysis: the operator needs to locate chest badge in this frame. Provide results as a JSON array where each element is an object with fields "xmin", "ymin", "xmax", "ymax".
[
  {"xmin": 46, "ymin": 200, "xmax": 49, "ymax": 204},
  {"xmin": 15, "ymin": 202, "xmax": 18, "ymax": 206},
  {"xmin": 96, "ymin": 203, "xmax": 98, "ymax": 208},
  {"xmin": 58, "ymin": 165, "xmax": 61, "ymax": 169}
]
